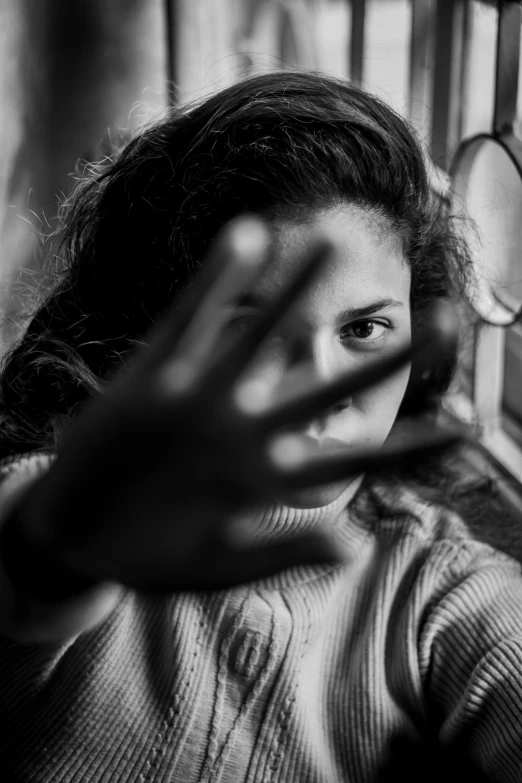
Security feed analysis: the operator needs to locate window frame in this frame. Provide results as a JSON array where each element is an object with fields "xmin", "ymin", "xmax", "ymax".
[
  {"xmin": 448, "ymin": 1, "xmax": 522, "ymax": 483},
  {"xmin": 162, "ymin": 0, "xmax": 522, "ymax": 483}
]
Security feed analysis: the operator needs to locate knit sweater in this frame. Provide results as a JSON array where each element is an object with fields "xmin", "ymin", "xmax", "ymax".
[{"xmin": 1, "ymin": 455, "xmax": 522, "ymax": 782}]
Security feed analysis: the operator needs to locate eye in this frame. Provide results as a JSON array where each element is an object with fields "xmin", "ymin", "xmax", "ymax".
[
  {"xmin": 227, "ymin": 315, "xmax": 251, "ymax": 334},
  {"xmin": 340, "ymin": 319, "xmax": 389, "ymax": 342},
  {"xmin": 225, "ymin": 310, "xmax": 259, "ymax": 335}
]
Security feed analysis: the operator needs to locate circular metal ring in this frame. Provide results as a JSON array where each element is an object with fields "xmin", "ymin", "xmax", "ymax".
[{"xmin": 450, "ymin": 132, "xmax": 522, "ymax": 327}]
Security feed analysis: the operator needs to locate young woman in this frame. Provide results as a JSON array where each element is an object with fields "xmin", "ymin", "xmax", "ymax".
[{"xmin": 0, "ymin": 71, "xmax": 519, "ymax": 782}]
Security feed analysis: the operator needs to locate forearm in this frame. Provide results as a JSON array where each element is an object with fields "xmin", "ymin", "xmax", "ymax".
[
  {"xmin": 0, "ymin": 561, "xmax": 122, "ymax": 644},
  {"xmin": 0, "ymin": 457, "xmax": 122, "ymax": 643}
]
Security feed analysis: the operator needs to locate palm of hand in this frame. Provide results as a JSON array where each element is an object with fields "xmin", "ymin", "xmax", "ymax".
[{"xmin": 27, "ymin": 217, "xmax": 460, "ymax": 592}]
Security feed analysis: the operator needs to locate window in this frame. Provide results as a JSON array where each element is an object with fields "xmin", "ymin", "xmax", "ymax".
[
  {"xmin": 164, "ymin": 0, "xmax": 522, "ymax": 481},
  {"xmin": 4, "ymin": 0, "xmax": 522, "ymax": 482},
  {"xmin": 449, "ymin": 0, "xmax": 522, "ymax": 480},
  {"xmin": 362, "ymin": 0, "xmax": 412, "ymax": 117}
]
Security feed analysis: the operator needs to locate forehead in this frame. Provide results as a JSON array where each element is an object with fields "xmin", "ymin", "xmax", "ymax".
[{"xmin": 255, "ymin": 205, "xmax": 410, "ymax": 312}]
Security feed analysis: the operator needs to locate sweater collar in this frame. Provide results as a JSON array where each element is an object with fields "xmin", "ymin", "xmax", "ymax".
[{"xmin": 232, "ymin": 476, "xmax": 364, "ymax": 546}]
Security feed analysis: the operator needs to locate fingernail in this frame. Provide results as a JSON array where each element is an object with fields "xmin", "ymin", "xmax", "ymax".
[
  {"xmin": 267, "ymin": 435, "xmax": 308, "ymax": 469},
  {"xmin": 228, "ymin": 217, "xmax": 270, "ymax": 263}
]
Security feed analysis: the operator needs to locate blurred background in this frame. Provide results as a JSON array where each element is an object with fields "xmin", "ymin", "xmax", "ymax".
[{"xmin": 1, "ymin": 0, "xmax": 521, "ymax": 478}]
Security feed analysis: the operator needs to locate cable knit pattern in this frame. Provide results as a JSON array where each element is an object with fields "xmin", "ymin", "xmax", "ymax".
[{"xmin": 1, "ymin": 455, "xmax": 522, "ymax": 781}]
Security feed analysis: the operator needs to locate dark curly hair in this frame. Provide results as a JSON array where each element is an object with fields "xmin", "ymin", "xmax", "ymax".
[{"xmin": 0, "ymin": 70, "xmax": 473, "ymax": 459}]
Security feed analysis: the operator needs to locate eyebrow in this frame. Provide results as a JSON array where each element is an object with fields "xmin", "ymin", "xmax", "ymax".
[
  {"xmin": 234, "ymin": 294, "xmax": 404, "ymax": 322},
  {"xmin": 334, "ymin": 298, "xmax": 404, "ymax": 324}
]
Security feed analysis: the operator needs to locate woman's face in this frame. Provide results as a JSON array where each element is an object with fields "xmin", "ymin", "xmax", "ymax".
[{"xmin": 231, "ymin": 205, "xmax": 412, "ymax": 508}]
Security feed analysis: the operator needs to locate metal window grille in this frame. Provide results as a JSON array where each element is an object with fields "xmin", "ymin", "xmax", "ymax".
[
  {"xmin": 162, "ymin": 0, "xmax": 522, "ymax": 481},
  {"xmin": 3, "ymin": 0, "xmax": 521, "ymax": 480}
]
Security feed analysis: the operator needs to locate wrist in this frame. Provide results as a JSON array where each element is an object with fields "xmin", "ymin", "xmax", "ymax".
[{"xmin": 0, "ymin": 501, "xmax": 99, "ymax": 604}]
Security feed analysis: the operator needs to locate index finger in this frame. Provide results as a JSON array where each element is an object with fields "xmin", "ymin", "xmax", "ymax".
[
  {"xmin": 198, "ymin": 236, "xmax": 336, "ymax": 391},
  {"xmin": 132, "ymin": 216, "xmax": 270, "ymax": 386}
]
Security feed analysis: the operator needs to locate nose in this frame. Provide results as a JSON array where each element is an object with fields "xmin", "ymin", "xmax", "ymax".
[{"xmin": 281, "ymin": 331, "xmax": 351, "ymax": 416}]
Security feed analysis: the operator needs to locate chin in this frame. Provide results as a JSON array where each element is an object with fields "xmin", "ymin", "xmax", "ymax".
[{"xmin": 275, "ymin": 480, "xmax": 352, "ymax": 509}]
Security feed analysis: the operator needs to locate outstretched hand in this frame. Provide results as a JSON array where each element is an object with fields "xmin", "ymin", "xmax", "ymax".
[{"xmin": 18, "ymin": 217, "xmax": 462, "ymax": 593}]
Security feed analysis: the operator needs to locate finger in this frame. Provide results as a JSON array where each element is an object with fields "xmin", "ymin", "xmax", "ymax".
[
  {"xmin": 254, "ymin": 300, "xmax": 459, "ymax": 433},
  {"xmin": 126, "ymin": 532, "xmax": 347, "ymax": 593},
  {"xmin": 267, "ymin": 428, "xmax": 465, "ymax": 490},
  {"xmin": 205, "ymin": 531, "xmax": 347, "ymax": 589},
  {"xmin": 199, "ymin": 237, "xmax": 336, "ymax": 390},
  {"xmin": 145, "ymin": 216, "xmax": 270, "ymax": 388}
]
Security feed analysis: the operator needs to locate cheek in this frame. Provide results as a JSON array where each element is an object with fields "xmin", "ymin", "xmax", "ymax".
[{"xmin": 352, "ymin": 364, "xmax": 411, "ymax": 445}]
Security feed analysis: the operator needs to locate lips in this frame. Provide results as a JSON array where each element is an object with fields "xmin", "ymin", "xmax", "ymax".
[{"xmin": 298, "ymin": 433, "xmax": 349, "ymax": 456}]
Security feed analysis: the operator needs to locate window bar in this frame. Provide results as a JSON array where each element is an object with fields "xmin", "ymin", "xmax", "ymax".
[
  {"xmin": 430, "ymin": 0, "xmax": 470, "ymax": 170},
  {"xmin": 164, "ymin": 0, "xmax": 179, "ymax": 106},
  {"xmin": 409, "ymin": 0, "xmax": 452, "ymax": 199},
  {"xmin": 475, "ymin": 2, "xmax": 522, "ymax": 438},
  {"xmin": 408, "ymin": 0, "xmax": 436, "ymax": 134},
  {"xmin": 350, "ymin": 0, "xmax": 366, "ymax": 87},
  {"xmin": 475, "ymin": 324, "xmax": 507, "ymax": 432},
  {"xmin": 493, "ymin": 0, "xmax": 521, "ymax": 136},
  {"xmin": 477, "ymin": 1, "xmax": 522, "ymax": 479}
]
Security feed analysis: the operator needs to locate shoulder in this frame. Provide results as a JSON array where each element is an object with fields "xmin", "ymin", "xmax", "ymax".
[
  {"xmin": 357, "ymin": 480, "xmax": 522, "ymax": 712},
  {"xmin": 349, "ymin": 475, "xmax": 522, "ymax": 616},
  {"xmin": 412, "ymin": 529, "xmax": 522, "ymax": 775},
  {"xmin": 350, "ymin": 475, "xmax": 479, "ymax": 549},
  {"xmin": 365, "ymin": 483, "xmax": 522, "ymax": 693}
]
